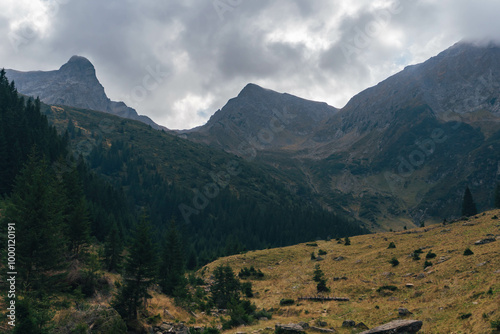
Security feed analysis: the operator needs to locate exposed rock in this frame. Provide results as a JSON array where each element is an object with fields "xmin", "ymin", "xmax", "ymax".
[
  {"xmin": 475, "ymin": 238, "xmax": 496, "ymax": 245},
  {"xmin": 405, "ymin": 283, "xmax": 415, "ymax": 288},
  {"xmin": 356, "ymin": 323, "xmax": 369, "ymax": 330},
  {"xmin": 275, "ymin": 323, "xmax": 305, "ymax": 334},
  {"xmin": 436, "ymin": 257, "xmax": 450, "ymax": 264},
  {"xmin": 316, "ymin": 320, "xmax": 328, "ymax": 327},
  {"xmin": 359, "ymin": 320, "xmax": 423, "ymax": 333},
  {"xmin": 309, "ymin": 326, "xmax": 336, "ymax": 333},
  {"xmin": 415, "ymin": 273, "xmax": 426, "ymax": 280},
  {"xmin": 342, "ymin": 320, "xmax": 356, "ymax": 327},
  {"xmin": 154, "ymin": 322, "xmax": 190, "ymax": 334},
  {"xmin": 298, "ymin": 322, "xmax": 309, "ymax": 329},
  {"xmin": 334, "ymin": 256, "xmax": 345, "ymax": 261},
  {"xmin": 398, "ymin": 308, "xmax": 413, "ymax": 316}
]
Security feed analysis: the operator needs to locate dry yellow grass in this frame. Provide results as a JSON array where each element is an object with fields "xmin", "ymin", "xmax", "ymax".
[{"xmin": 200, "ymin": 210, "xmax": 500, "ymax": 334}]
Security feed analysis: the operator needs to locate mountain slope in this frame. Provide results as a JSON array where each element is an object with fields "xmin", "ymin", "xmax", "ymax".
[
  {"xmin": 185, "ymin": 42, "xmax": 500, "ymax": 228},
  {"xmin": 42, "ymin": 102, "xmax": 366, "ymax": 261},
  {"xmin": 5, "ymin": 56, "xmax": 165, "ymax": 130},
  {"xmin": 181, "ymin": 83, "xmax": 338, "ymax": 153},
  {"xmin": 201, "ymin": 210, "xmax": 500, "ymax": 334}
]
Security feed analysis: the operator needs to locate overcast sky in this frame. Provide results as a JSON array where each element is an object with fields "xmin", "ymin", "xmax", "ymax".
[{"xmin": 1, "ymin": 0, "xmax": 499, "ymax": 130}]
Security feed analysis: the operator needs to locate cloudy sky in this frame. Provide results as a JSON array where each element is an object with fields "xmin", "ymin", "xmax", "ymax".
[{"xmin": 1, "ymin": 0, "xmax": 499, "ymax": 129}]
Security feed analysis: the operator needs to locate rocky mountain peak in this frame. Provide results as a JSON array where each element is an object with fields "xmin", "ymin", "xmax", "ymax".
[
  {"xmin": 59, "ymin": 55, "xmax": 96, "ymax": 76},
  {"xmin": 5, "ymin": 56, "xmax": 165, "ymax": 130}
]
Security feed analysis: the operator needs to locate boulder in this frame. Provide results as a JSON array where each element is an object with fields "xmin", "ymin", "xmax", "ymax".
[
  {"xmin": 298, "ymin": 322, "xmax": 309, "ymax": 329},
  {"xmin": 475, "ymin": 238, "xmax": 496, "ymax": 245},
  {"xmin": 360, "ymin": 320, "xmax": 423, "ymax": 334},
  {"xmin": 275, "ymin": 323, "xmax": 305, "ymax": 334},
  {"xmin": 309, "ymin": 326, "xmax": 336, "ymax": 333},
  {"xmin": 398, "ymin": 308, "xmax": 413, "ymax": 316},
  {"xmin": 342, "ymin": 320, "xmax": 356, "ymax": 327},
  {"xmin": 355, "ymin": 322, "xmax": 369, "ymax": 330}
]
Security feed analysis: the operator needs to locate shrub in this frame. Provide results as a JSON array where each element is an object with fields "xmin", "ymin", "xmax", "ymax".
[
  {"xmin": 377, "ymin": 285, "xmax": 398, "ymax": 293},
  {"xmin": 279, "ymin": 299, "xmax": 295, "ymax": 306},
  {"xmin": 306, "ymin": 243, "xmax": 318, "ymax": 247},
  {"xmin": 388, "ymin": 242, "xmax": 396, "ymax": 249},
  {"xmin": 318, "ymin": 249, "xmax": 327, "ymax": 256},
  {"xmin": 424, "ymin": 261, "xmax": 433, "ymax": 268},
  {"xmin": 389, "ymin": 257, "xmax": 399, "ymax": 267},
  {"xmin": 458, "ymin": 313, "xmax": 472, "ymax": 320},
  {"xmin": 492, "ymin": 215, "xmax": 498, "ymax": 220},
  {"xmin": 310, "ymin": 252, "xmax": 316, "ymax": 260},
  {"xmin": 426, "ymin": 251, "xmax": 437, "ymax": 259},
  {"xmin": 344, "ymin": 237, "xmax": 351, "ymax": 246},
  {"xmin": 412, "ymin": 253, "xmax": 421, "ymax": 261},
  {"xmin": 463, "ymin": 248, "xmax": 474, "ymax": 256}
]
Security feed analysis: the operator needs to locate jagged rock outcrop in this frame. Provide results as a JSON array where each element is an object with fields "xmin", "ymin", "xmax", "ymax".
[{"xmin": 5, "ymin": 56, "xmax": 165, "ymax": 130}]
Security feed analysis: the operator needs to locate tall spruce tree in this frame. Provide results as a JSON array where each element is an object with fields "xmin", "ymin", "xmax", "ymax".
[
  {"xmin": 113, "ymin": 214, "xmax": 158, "ymax": 320},
  {"xmin": 62, "ymin": 167, "xmax": 91, "ymax": 256},
  {"xmin": 462, "ymin": 186, "xmax": 478, "ymax": 217},
  {"xmin": 159, "ymin": 219, "xmax": 185, "ymax": 296},
  {"xmin": 211, "ymin": 265, "xmax": 241, "ymax": 309},
  {"xmin": 104, "ymin": 220, "xmax": 124, "ymax": 272},
  {"xmin": 4, "ymin": 151, "xmax": 67, "ymax": 294},
  {"xmin": 494, "ymin": 183, "xmax": 500, "ymax": 209}
]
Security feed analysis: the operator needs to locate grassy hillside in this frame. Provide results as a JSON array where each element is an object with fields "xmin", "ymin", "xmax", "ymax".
[{"xmin": 200, "ymin": 210, "xmax": 500, "ymax": 333}]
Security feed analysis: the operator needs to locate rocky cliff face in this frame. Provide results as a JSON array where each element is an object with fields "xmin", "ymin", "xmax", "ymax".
[{"xmin": 5, "ymin": 56, "xmax": 165, "ymax": 130}]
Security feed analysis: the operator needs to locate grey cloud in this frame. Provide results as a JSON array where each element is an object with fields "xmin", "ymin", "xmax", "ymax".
[{"xmin": 2, "ymin": 0, "xmax": 500, "ymax": 129}]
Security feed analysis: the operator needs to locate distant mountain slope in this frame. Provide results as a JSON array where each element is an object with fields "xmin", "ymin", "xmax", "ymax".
[
  {"xmin": 5, "ymin": 56, "xmax": 166, "ymax": 130},
  {"xmin": 184, "ymin": 42, "xmax": 500, "ymax": 228},
  {"xmin": 180, "ymin": 83, "xmax": 338, "ymax": 153}
]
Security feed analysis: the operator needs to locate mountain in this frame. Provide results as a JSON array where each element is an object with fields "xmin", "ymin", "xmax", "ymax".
[
  {"xmin": 180, "ymin": 83, "xmax": 338, "ymax": 153},
  {"xmin": 185, "ymin": 42, "xmax": 500, "ymax": 228},
  {"xmin": 5, "ymin": 56, "xmax": 166, "ymax": 130}
]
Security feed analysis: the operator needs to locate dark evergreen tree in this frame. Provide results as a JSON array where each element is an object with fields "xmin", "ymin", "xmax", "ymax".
[
  {"xmin": 104, "ymin": 220, "xmax": 124, "ymax": 272},
  {"xmin": 159, "ymin": 219, "xmax": 185, "ymax": 296},
  {"xmin": 62, "ymin": 168, "xmax": 91, "ymax": 256},
  {"xmin": 494, "ymin": 183, "xmax": 500, "ymax": 209},
  {"xmin": 112, "ymin": 214, "xmax": 158, "ymax": 320},
  {"xmin": 462, "ymin": 186, "xmax": 478, "ymax": 217},
  {"xmin": 4, "ymin": 151, "xmax": 67, "ymax": 294},
  {"xmin": 211, "ymin": 265, "xmax": 241, "ymax": 309}
]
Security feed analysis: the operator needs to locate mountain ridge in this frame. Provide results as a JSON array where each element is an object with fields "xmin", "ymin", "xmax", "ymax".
[
  {"xmin": 183, "ymin": 41, "xmax": 500, "ymax": 228},
  {"xmin": 5, "ymin": 56, "xmax": 167, "ymax": 130}
]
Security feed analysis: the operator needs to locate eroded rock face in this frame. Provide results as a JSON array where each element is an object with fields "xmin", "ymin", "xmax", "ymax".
[{"xmin": 360, "ymin": 320, "xmax": 423, "ymax": 334}]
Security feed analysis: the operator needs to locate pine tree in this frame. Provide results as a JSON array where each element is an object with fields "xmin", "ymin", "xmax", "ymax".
[
  {"xmin": 494, "ymin": 183, "xmax": 500, "ymax": 209},
  {"xmin": 113, "ymin": 214, "xmax": 158, "ymax": 320},
  {"xmin": 62, "ymin": 168, "xmax": 91, "ymax": 257},
  {"xmin": 159, "ymin": 219, "xmax": 185, "ymax": 296},
  {"xmin": 462, "ymin": 186, "xmax": 478, "ymax": 217},
  {"xmin": 211, "ymin": 265, "xmax": 241, "ymax": 309},
  {"xmin": 4, "ymin": 151, "xmax": 67, "ymax": 294},
  {"xmin": 104, "ymin": 220, "xmax": 123, "ymax": 272}
]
